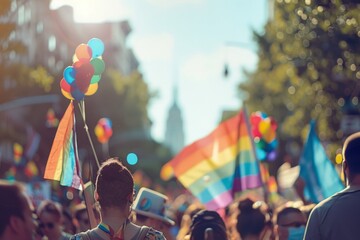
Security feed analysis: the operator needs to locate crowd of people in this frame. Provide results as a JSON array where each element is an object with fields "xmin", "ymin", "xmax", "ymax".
[{"xmin": 1, "ymin": 132, "xmax": 360, "ymax": 240}]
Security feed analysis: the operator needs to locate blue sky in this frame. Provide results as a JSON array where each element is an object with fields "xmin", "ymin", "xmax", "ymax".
[{"xmin": 52, "ymin": 0, "xmax": 269, "ymax": 145}]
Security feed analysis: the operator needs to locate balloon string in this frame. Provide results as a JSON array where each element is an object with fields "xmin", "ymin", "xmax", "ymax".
[{"xmin": 78, "ymin": 101, "xmax": 100, "ymax": 169}]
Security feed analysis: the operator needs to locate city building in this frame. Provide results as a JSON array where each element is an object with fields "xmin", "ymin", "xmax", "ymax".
[{"xmin": 164, "ymin": 85, "xmax": 185, "ymax": 155}]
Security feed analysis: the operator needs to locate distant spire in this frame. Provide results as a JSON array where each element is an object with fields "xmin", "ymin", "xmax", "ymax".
[
  {"xmin": 172, "ymin": 83, "xmax": 178, "ymax": 107},
  {"xmin": 164, "ymin": 72, "xmax": 185, "ymax": 155}
]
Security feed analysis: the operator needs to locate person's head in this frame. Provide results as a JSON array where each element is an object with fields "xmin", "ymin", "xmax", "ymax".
[
  {"xmin": 342, "ymin": 132, "xmax": 360, "ymax": 185},
  {"xmin": 37, "ymin": 200, "xmax": 63, "ymax": 240},
  {"xmin": 132, "ymin": 187, "xmax": 175, "ymax": 238},
  {"xmin": 274, "ymin": 206, "xmax": 306, "ymax": 240},
  {"xmin": 177, "ymin": 202, "xmax": 205, "ymax": 240},
  {"xmin": 95, "ymin": 158, "xmax": 134, "ymax": 212},
  {"xmin": 62, "ymin": 209, "xmax": 76, "ymax": 234},
  {"xmin": 236, "ymin": 198, "xmax": 272, "ymax": 240},
  {"xmin": 189, "ymin": 210, "xmax": 228, "ymax": 240},
  {"xmin": 0, "ymin": 181, "xmax": 37, "ymax": 240},
  {"xmin": 74, "ymin": 203, "xmax": 91, "ymax": 232}
]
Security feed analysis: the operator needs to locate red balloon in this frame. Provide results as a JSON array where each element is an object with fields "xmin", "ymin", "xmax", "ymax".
[
  {"xmin": 60, "ymin": 78, "xmax": 71, "ymax": 92},
  {"xmin": 73, "ymin": 58, "xmax": 90, "ymax": 69},
  {"xmin": 270, "ymin": 117, "xmax": 278, "ymax": 131},
  {"xmin": 250, "ymin": 113, "xmax": 262, "ymax": 138},
  {"xmin": 74, "ymin": 62, "xmax": 94, "ymax": 92}
]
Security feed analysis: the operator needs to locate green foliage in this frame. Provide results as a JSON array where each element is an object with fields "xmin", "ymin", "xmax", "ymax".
[{"xmin": 240, "ymin": 0, "xmax": 360, "ymax": 167}]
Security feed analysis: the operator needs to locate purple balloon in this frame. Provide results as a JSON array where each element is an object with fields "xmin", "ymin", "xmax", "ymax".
[{"xmin": 267, "ymin": 150, "xmax": 277, "ymax": 161}]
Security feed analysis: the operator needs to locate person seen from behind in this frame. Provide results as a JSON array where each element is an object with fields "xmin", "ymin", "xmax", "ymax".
[
  {"xmin": 188, "ymin": 210, "xmax": 229, "ymax": 240},
  {"xmin": 304, "ymin": 132, "xmax": 360, "ymax": 239},
  {"xmin": 71, "ymin": 158, "xmax": 166, "ymax": 239},
  {"xmin": 236, "ymin": 198, "xmax": 274, "ymax": 240}
]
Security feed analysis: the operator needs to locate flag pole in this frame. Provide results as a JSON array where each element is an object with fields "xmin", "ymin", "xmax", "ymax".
[
  {"xmin": 77, "ymin": 101, "xmax": 100, "ymax": 168},
  {"xmin": 242, "ymin": 105, "xmax": 269, "ymax": 203},
  {"xmin": 73, "ymin": 102, "xmax": 98, "ymax": 228},
  {"xmin": 81, "ymin": 180, "xmax": 98, "ymax": 228}
]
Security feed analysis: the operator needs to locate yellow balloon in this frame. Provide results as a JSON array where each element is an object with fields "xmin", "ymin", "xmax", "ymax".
[
  {"xmin": 14, "ymin": 143, "xmax": 23, "ymax": 152},
  {"xmin": 259, "ymin": 118, "xmax": 271, "ymax": 135},
  {"xmin": 160, "ymin": 163, "xmax": 174, "ymax": 181},
  {"xmin": 94, "ymin": 125, "xmax": 104, "ymax": 137},
  {"xmin": 61, "ymin": 89, "xmax": 74, "ymax": 100},
  {"xmin": 85, "ymin": 83, "xmax": 98, "ymax": 96}
]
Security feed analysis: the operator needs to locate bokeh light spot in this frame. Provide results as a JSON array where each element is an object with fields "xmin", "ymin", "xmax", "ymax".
[
  {"xmin": 335, "ymin": 153, "xmax": 343, "ymax": 165},
  {"xmin": 127, "ymin": 153, "xmax": 138, "ymax": 165}
]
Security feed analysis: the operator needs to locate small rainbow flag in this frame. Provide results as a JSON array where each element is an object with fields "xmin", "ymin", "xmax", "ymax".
[
  {"xmin": 167, "ymin": 109, "xmax": 262, "ymax": 210},
  {"xmin": 44, "ymin": 102, "xmax": 82, "ymax": 190}
]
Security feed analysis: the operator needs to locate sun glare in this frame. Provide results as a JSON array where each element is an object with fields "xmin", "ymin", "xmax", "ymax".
[{"xmin": 50, "ymin": 0, "xmax": 130, "ymax": 23}]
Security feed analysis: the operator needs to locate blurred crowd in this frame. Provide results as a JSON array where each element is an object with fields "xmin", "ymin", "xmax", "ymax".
[{"xmin": 1, "ymin": 132, "xmax": 360, "ymax": 240}]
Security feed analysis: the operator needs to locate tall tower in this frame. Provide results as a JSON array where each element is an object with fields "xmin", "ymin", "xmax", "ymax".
[{"xmin": 164, "ymin": 85, "xmax": 185, "ymax": 155}]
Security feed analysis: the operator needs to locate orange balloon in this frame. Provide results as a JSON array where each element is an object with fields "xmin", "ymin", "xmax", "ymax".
[
  {"xmin": 263, "ymin": 129, "xmax": 276, "ymax": 143},
  {"xmin": 75, "ymin": 44, "xmax": 92, "ymax": 60},
  {"xmin": 85, "ymin": 83, "xmax": 98, "ymax": 96}
]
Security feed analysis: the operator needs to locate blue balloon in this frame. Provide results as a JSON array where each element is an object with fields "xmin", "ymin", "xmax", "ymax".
[
  {"xmin": 259, "ymin": 111, "xmax": 268, "ymax": 119},
  {"xmin": 63, "ymin": 66, "xmax": 76, "ymax": 85},
  {"xmin": 88, "ymin": 38, "xmax": 104, "ymax": 58},
  {"xmin": 127, "ymin": 153, "xmax": 138, "ymax": 165},
  {"xmin": 71, "ymin": 88, "xmax": 85, "ymax": 101},
  {"xmin": 256, "ymin": 148, "xmax": 267, "ymax": 161},
  {"xmin": 269, "ymin": 139, "xmax": 278, "ymax": 149}
]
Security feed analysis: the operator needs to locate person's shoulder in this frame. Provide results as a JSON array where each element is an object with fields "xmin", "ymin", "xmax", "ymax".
[
  {"xmin": 69, "ymin": 229, "xmax": 99, "ymax": 240},
  {"xmin": 315, "ymin": 190, "xmax": 343, "ymax": 208},
  {"xmin": 62, "ymin": 231, "xmax": 73, "ymax": 238},
  {"xmin": 145, "ymin": 228, "xmax": 167, "ymax": 240},
  {"xmin": 311, "ymin": 189, "xmax": 349, "ymax": 215}
]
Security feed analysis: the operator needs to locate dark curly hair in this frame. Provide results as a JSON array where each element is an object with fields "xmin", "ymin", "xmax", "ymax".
[
  {"xmin": 95, "ymin": 158, "xmax": 134, "ymax": 209},
  {"xmin": 236, "ymin": 198, "xmax": 269, "ymax": 239},
  {"xmin": 190, "ymin": 210, "xmax": 228, "ymax": 240}
]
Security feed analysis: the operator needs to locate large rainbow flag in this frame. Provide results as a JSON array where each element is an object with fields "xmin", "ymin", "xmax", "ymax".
[
  {"xmin": 44, "ymin": 102, "xmax": 82, "ymax": 190},
  {"xmin": 167, "ymin": 109, "xmax": 262, "ymax": 210}
]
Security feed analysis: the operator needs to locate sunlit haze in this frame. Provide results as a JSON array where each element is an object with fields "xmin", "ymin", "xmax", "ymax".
[{"xmin": 51, "ymin": 0, "xmax": 268, "ymax": 145}]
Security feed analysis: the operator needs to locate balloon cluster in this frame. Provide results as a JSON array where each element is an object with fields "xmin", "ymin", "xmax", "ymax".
[
  {"xmin": 94, "ymin": 118, "xmax": 113, "ymax": 143},
  {"xmin": 250, "ymin": 111, "xmax": 278, "ymax": 161},
  {"xmin": 60, "ymin": 38, "xmax": 105, "ymax": 101},
  {"xmin": 13, "ymin": 143, "xmax": 23, "ymax": 165}
]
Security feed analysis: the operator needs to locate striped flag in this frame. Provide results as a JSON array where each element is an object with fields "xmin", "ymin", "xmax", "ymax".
[
  {"xmin": 44, "ymin": 102, "xmax": 82, "ymax": 190},
  {"xmin": 167, "ymin": 109, "xmax": 262, "ymax": 210}
]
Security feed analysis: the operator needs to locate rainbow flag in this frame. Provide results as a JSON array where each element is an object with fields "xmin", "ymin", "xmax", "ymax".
[
  {"xmin": 168, "ymin": 109, "xmax": 262, "ymax": 210},
  {"xmin": 44, "ymin": 102, "xmax": 82, "ymax": 190}
]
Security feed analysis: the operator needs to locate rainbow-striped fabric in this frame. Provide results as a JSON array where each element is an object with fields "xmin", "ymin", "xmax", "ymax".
[
  {"xmin": 44, "ymin": 102, "xmax": 81, "ymax": 190},
  {"xmin": 168, "ymin": 109, "xmax": 262, "ymax": 210}
]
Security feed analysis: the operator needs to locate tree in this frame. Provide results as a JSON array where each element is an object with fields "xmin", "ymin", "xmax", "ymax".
[{"xmin": 240, "ymin": 0, "xmax": 360, "ymax": 171}]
